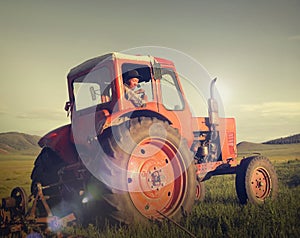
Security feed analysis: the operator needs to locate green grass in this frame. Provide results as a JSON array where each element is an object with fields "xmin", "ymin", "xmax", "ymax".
[
  {"xmin": 64, "ymin": 160, "xmax": 299, "ymax": 238},
  {"xmin": 0, "ymin": 154, "xmax": 36, "ymax": 198},
  {"xmin": 0, "ymin": 146, "xmax": 299, "ymax": 237}
]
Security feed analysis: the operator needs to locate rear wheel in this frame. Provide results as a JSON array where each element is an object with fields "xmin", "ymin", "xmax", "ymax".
[
  {"xmin": 96, "ymin": 117, "xmax": 196, "ymax": 223},
  {"xmin": 31, "ymin": 148, "xmax": 74, "ymax": 216},
  {"xmin": 235, "ymin": 156, "xmax": 278, "ymax": 204}
]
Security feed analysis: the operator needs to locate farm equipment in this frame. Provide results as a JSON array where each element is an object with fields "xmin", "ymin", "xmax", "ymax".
[
  {"xmin": 2, "ymin": 52, "xmax": 278, "ymax": 234},
  {"xmin": 0, "ymin": 186, "xmax": 76, "ymax": 237}
]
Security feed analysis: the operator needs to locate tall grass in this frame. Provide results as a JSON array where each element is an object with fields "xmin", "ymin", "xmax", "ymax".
[
  {"xmin": 0, "ymin": 155, "xmax": 35, "ymax": 198},
  {"xmin": 65, "ymin": 160, "xmax": 300, "ymax": 238}
]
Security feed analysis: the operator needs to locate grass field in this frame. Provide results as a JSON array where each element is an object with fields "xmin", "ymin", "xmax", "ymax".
[
  {"xmin": 0, "ymin": 154, "xmax": 36, "ymax": 199},
  {"xmin": 0, "ymin": 144, "xmax": 299, "ymax": 237},
  {"xmin": 67, "ymin": 160, "xmax": 300, "ymax": 238}
]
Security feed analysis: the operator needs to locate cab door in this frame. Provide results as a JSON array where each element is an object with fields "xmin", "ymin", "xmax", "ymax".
[
  {"xmin": 156, "ymin": 67, "xmax": 194, "ymax": 145},
  {"xmin": 71, "ymin": 62, "xmax": 114, "ymax": 153}
]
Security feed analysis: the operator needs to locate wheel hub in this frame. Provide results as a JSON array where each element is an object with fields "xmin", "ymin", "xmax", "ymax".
[
  {"xmin": 256, "ymin": 180, "xmax": 264, "ymax": 188},
  {"xmin": 148, "ymin": 168, "xmax": 166, "ymax": 190},
  {"xmin": 251, "ymin": 168, "xmax": 271, "ymax": 199}
]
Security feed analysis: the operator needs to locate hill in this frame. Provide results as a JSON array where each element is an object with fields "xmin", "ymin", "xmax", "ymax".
[
  {"xmin": 237, "ymin": 141, "xmax": 300, "ymax": 161},
  {"xmin": 263, "ymin": 133, "xmax": 300, "ymax": 144},
  {"xmin": 0, "ymin": 132, "xmax": 41, "ymax": 155}
]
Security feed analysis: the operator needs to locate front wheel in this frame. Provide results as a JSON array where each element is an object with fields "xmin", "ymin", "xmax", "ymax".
[{"xmin": 235, "ymin": 156, "xmax": 278, "ymax": 205}]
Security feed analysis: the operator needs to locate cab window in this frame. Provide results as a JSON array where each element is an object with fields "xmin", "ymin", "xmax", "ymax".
[
  {"xmin": 73, "ymin": 67, "xmax": 112, "ymax": 111},
  {"xmin": 160, "ymin": 69, "xmax": 184, "ymax": 110}
]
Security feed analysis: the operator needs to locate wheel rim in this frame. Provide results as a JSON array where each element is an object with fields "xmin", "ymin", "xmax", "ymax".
[
  {"xmin": 250, "ymin": 167, "xmax": 272, "ymax": 200},
  {"xmin": 127, "ymin": 138, "xmax": 187, "ymax": 219},
  {"xmin": 11, "ymin": 187, "xmax": 28, "ymax": 215}
]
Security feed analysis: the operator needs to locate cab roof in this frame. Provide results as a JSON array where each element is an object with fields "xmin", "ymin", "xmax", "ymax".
[{"xmin": 67, "ymin": 52, "xmax": 174, "ymax": 81}]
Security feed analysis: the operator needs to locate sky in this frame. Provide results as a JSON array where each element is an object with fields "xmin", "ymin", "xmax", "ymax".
[{"xmin": 0, "ymin": 0, "xmax": 299, "ymax": 143}]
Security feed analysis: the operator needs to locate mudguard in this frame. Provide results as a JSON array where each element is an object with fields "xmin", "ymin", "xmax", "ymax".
[{"xmin": 38, "ymin": 124, "xmax": 78, "ymax": 164}]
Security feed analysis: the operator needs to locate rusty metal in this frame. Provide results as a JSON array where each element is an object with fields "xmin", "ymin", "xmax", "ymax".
[{"xmin": 0, "ymin": 184, "xmax": 76, "ymax": 237}]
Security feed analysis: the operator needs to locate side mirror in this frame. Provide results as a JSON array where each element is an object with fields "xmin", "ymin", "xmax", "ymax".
[
  {"xmin": 90, "ymin": 86, "xmax": 97, "ymax": 101},
  {"xmin": 64, "ymin": 101, "xmax": 72, "ymax": 117},
  {"xmin": 64, "ymin": 101, "xmax": 71, "ymax": 111}
]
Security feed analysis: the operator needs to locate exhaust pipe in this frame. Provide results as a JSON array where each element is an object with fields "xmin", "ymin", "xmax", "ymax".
[{"xmin": 208, "ymin": 78, "xmax": 219, "ymax": 128}]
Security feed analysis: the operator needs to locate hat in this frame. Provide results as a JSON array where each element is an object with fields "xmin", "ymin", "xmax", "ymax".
[{"xmin": 124, "ymin": 70, "xmax": 143, "ymax": 82}]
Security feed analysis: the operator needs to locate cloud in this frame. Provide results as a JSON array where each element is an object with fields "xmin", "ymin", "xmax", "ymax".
[
  {"xmin": 288, "ymin": 35, "xmax": 300, "ymax": 41},
  {"xmin": 0, "ymin": 108, "xmax": 10, "ymax": 116},
  {"xmin": 16, "ymin": 109, "xmax": 67, "ymax": 121},
  {"xmin": 239, "ymin": 102, "xmax": 300, "ymax": 118},
  {"xmin": 235, "ymin": 101, "xmax": 300, "ymax": 142}
]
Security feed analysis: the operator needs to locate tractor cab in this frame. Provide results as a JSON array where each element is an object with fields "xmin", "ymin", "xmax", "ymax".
[
  {"xmin": 65, "ymin": 52, "xmax": 194, "ymax": 144},
  {"xmin": 66, "ymin": 52, "xmax": 188, "ymax": 113}
]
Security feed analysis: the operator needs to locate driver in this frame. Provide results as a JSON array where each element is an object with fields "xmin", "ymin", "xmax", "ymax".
[{"xmin": 123, "ymin": 70, "xmax": 147, "ymax": 107}]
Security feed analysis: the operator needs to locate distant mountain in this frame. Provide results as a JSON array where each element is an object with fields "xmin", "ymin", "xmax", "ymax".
[
  {"xmin": 237, "ymin": 141, "xmax": 265, "ymax": 150},
  {"xmin": 263, "ymin": 133, "xmax": 300, "ymax": 144},
  {"xmin": 0, "ymin": 132, "xmax": 41, "ymax": 154},
  {"xmin": 236, "ymin": 141, "xmax": 271, "ymax": 155}
]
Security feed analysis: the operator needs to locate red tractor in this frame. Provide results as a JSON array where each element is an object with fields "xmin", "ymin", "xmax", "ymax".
[{"xmin": 31, "ymin": 52, "xmax": 278, "ymax": 224}]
